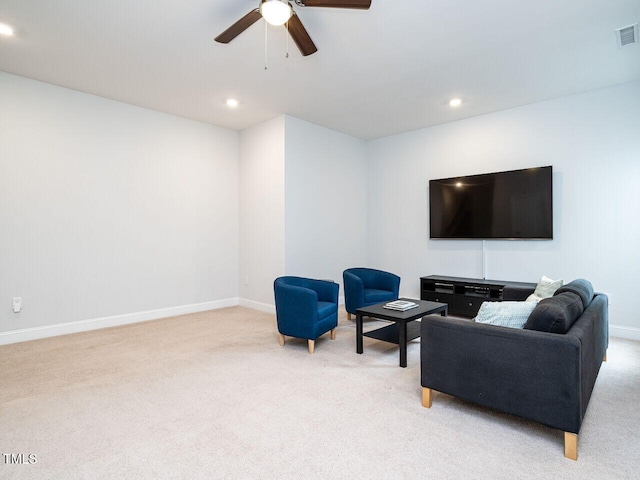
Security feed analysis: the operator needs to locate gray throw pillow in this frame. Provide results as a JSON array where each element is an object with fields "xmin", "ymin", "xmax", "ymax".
[
  {"xmin": 524, "ymin": 292, "xmax": 584, "ymax": 334},
  {"xmin": 555, "ymin": 279, "xmax": 594, "ymax": 309}
]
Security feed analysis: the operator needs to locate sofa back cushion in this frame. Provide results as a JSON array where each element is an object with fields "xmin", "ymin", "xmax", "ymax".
[
  {"xmin": 524, "ymin": 292, "xmax": 584, "ymax": 334},
  {"xmin": 554, "ymin": 278, "xmax": 594, "ymax": 309}
]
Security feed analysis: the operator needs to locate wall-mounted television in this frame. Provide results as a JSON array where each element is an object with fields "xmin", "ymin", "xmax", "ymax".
[{"xmin": 429, "ymin": 166, "xmax": 553, "ymax": 239}]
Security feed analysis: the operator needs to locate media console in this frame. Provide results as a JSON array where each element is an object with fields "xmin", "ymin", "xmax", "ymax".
[{"xmin": 420, "ymin": 275, "xmax": 537, "ymax": 317}]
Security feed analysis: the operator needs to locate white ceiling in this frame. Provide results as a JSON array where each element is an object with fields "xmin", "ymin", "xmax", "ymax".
[{"xmin": 1, "ymin": 0, "xmax": 638, "ymax": 140}]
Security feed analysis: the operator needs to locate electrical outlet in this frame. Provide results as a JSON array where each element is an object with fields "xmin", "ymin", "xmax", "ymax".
[
  {"xmin": 12, "ymin": 297, "xmax": 22, "ymax": 313},
  {"xmin": 244, "ymin": 276, "xmax": 249, "ymax": 286}
]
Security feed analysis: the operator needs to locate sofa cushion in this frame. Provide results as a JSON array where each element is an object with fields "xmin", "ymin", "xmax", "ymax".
[
  {"xmin": 475, "ymin": 301, "xmax": 537, "ymax": 329},
  {"xmin": 524, "ymin": 292, "xmax": 584, "ymax": 334},
  {"xmin": 317, "ymin": 301, "xmax": 338, "ymax": 319},
  {"xmin": 526, "ymin": 275, "xmax": 563, "ymax": 303},
  {"xmin": 555, "ymin": 278, "xmax": 594, "ymax": 309}
]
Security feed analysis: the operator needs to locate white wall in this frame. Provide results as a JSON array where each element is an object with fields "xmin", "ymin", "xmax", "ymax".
[
  {"xmin": 367, "ymin": 81, "xmax": 640, "ymax": 335},
  {"xmin": 3, "ymin": 70, "xmax": 638, "ymax": 341},
  {"xmin": 238, "ymin": 116, "xmax": 286, "ymax": 310},
  {"xmin": 237, "ymin": 115, "xmax": 368, "ymax": 309},
  {"xmin": 284, "ymin": 116, "xmax": 368, "ymax": 292},
  {"xmin": 0, "ymin": 72, "xmax": 240, "ymax": 340}
]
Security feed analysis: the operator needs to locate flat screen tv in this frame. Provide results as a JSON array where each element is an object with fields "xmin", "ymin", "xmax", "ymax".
[{"xmin": 429, "ymin": 166, "xmax": 553, "ymax": 239}]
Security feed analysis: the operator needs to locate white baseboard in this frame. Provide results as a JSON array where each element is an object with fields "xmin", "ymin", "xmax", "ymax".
[
  {"xmin": 238, "ymin": 296, "xmax": 344, "ymax": 313},
  {"xmin": 0, "ymin": 298, "xmax": 239, "ymax": 346},
  {"xmin": 7, "ymin": 300, "xmax": 633, "ymax": 346},
  {"xmin": 238, "ymin": 298, "xmax": 275, "ymax": 314},
  {"xmin": 609, "ymin": 324, "xmax": 640, "ymax": 341}
]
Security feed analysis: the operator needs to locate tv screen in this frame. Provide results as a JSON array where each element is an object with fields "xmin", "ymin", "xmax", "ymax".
[{"xmin": 429, "ymin": 166, "xmax": 553, "ymax": 239}]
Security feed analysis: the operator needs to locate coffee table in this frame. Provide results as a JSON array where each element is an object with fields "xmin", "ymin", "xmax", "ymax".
[{"xmin": 356, "ymin": 298, "xmax": 448, "ymax": 367}]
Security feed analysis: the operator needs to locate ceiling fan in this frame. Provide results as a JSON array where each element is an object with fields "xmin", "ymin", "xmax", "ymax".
[{"xmin": 214, "ymin": 0, "xmax": 372, "ymax": 57}]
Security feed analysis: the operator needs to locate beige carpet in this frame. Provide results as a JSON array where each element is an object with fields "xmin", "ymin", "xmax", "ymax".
[{"xmin": 1, "ymin": 307, "xmax": 639, "ymax": 479}]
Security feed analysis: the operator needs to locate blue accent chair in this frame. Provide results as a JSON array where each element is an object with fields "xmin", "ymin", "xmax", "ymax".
[
  {"xmin": 343, "ymin": 268, "xmax": 401, "ymax": 319},
  {"xmin": 274, "ymin": 276, "xmax": 339, "ymax": 354}
]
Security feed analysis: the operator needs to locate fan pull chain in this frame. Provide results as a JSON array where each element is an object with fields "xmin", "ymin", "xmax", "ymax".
[
  {"xmin": 286, "ymin": 21, "xmax": 289, "ymax": 58},
  {"xmin": 264, "ymin": 19, "xmax": 268, "ymax": 70}
]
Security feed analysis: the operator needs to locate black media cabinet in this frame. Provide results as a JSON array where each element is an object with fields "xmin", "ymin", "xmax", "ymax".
[{"xmin": 420, "ymin": 275, "xmax": 537, "ymax": 317}]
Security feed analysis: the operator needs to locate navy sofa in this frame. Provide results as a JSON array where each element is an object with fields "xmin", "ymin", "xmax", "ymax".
[
  {"xmin": 274, "ymin": 276, "xmax": 339, "ymax": 354},
  {"xmin": 420, "ymin": 279, "xmax": 608, "ymax": 460}
]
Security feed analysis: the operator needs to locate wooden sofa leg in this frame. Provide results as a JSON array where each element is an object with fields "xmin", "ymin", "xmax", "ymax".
[
  {"xmin": 564, "ymin": 432, "xmax": 578, "ymax": 461},
  {"xmin": 278, "ymin": 333, "xmax": 285, "ymax": 346},
  {"xmin": 604, "ymin": 351, "xmax": 607, "ymax": 362},
  {"xmin": 422, "ymin": 387, "xmax": 433, "ymax": 408},
  {"xmin": 347, "ymin": 312, "xmax": 352, "ymax": 321},
  {"xmin": 330, "ymin": 328, "xmax": 336, "ymax": 340},
  {"xmin": 308, "ymin": 339, "xmax": 315, "ymax": 354}
]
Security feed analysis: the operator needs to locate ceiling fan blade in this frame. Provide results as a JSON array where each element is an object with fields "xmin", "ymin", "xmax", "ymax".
[
  {"xmin": 287, "ymin": 13, "xmax": 318, "ymax": 56},
  {"xmin": 295, "ymin": 0, "xmax": 372, "ymax": 9},
  {"xmin": 214, "ymin": 9, "xmax": 262, "ymax": 44}
]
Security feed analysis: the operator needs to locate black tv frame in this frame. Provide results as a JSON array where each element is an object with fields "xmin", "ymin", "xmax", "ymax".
[{"xmin": 429, "ymin": 166, "xmax": 553, "ymax": 240}]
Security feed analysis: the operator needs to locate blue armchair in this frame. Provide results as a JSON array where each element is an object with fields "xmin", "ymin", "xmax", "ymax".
[
  {"xmin": 343, "ymin": 268, "xmax": 401, "ymax": 319},
  {"xmin": 273, "ymin": 276, "xmax": 339, "ymax": 354}
]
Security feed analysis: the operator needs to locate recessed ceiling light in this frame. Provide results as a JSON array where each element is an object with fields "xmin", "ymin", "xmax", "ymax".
[
  {"xmin": 449, "ymin": 98, "xmax": 462, "ymax": 107},
  {"xmin": 0, "ymin": 23, "xmax": 14, "ymax": 36},
  {"xmin": 226, "ymin": 98, "xmax": 239, "ymax": 108}
]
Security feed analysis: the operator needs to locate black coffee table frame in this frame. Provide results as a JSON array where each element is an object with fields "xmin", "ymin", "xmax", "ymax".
[{"xmin": 356, "ymin": 298, "xmax": 448, "ymax": 367}]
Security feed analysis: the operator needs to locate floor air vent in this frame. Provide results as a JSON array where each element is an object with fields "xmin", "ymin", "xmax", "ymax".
[{"xmin": 616, "ymin": 24, "xmax": 638, "ymax": 47}]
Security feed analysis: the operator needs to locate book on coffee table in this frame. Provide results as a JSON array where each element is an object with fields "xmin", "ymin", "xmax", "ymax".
[{"xmin": 383, "ymin": 300, "xmax": 419, "ymax": 311}]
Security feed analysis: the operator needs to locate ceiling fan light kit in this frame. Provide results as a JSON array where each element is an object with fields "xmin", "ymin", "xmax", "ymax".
[
  {"xmin": 215, "ymin": 0, "xmax": 372, "ymax": 57},
  {"xmin": 260, "ymin": 0, "xmax": 293, "ymax": 26}
]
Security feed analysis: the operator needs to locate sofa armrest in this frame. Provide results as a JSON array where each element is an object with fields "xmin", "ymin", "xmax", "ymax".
[
  {"xmin": 307, "ymin": 279, "xmax": 339, "ymax": 304},
  {"xmin": 274, "ymin": 284, "xmax": 319, "ymax": 338},
  {"xmin": 343, "ymin": 271, "xmax": 365, "ymax": 313},
  {"xmin": 566, "ymin": 294, "xmax": 608, "ymax": 419},
  {"xmin": 421, "ymin": 316, "xmax": 582, "ymax": 433},
  {"xmin": 502, "ymin": 285, "xmax": 535, "ymax": 301}
]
